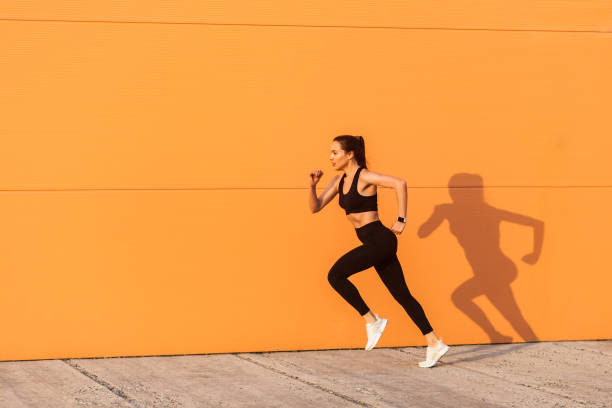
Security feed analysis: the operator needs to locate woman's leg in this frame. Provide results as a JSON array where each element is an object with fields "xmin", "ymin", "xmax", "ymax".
[
  {"xmin": 374, "ymin": 255, "xmax": 450, "ymax": 366},
  {"xmin": 374, "ymin": 256, "xmax": 434, "ymax": 337},
  {"xmin": 328, "ymin": 241, "xmax": 395, "ymax": 350},
  {"xmin": 328, "ymin": 243, "xmax": 386, "ymax": 317}
]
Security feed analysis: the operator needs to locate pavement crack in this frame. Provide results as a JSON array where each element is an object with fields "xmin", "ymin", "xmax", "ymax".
[
  {"xmin": 62, "ymin": 359, "xmax": 141, "ymax": 408},
  {"xmin": 233, "ymin": 354, "xmax": 376, "ymax": 408}
]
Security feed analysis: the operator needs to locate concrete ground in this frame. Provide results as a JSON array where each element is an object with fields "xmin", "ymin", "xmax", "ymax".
[{"xmin": 0, "ymin": 341, "xmax": 609, "ymax": 408}]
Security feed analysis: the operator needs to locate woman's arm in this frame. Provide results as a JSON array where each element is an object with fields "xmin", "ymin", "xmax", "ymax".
[
  {"xmin": 309, "ymin": 170, "xmax": 340, "ymax": 213},
  {"xmin": 360, "ymin": 169, "xmax": 407, "ymax": 233}
]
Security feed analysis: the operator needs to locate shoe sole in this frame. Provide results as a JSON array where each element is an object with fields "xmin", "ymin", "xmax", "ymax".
[
  {"xmin": 365, "ymin": 319, "xmax": 387, "ymax": 351},
  {"xmin": 418, "ymin": 344, "xmax": 450, "ymax": 368}
]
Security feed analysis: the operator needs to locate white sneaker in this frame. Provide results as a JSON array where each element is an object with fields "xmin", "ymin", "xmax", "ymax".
[
  {"xmin": 365, "ymin": 314, "xmax": 387, "ymax": 351},
  {"xmin": 418, "ymin": 340, "xmax": 450, "ymax": 368}
]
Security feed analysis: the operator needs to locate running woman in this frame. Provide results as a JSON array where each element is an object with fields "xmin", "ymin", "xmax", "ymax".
[{"xmin": 308, "ymin": 135, "xmax": 449, "ymax": 368}]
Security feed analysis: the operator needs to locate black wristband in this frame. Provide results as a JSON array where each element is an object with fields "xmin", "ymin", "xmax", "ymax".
[{"xmin": 397, "ymin": 216, "xmax": 406, "ymax": 223}]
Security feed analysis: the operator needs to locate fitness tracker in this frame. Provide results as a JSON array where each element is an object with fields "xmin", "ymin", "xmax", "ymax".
[{"xmin": 397, "ymin": 216, "xmax": 406, "ymax": 223}]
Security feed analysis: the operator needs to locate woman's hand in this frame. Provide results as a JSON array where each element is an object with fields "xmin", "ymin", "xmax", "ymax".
[
  {"xmin": 309, "ymin": 170, "xmax": 323, "ymax": 187},
  {"xmin": 390, "ymin": 221, "xmax": 406, "ymax": 235}
]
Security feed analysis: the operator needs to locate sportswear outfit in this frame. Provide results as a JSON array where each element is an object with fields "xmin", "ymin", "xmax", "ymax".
[{"xmin": 327, "ymin": 167, "xmax": 434, "ymax": 335}]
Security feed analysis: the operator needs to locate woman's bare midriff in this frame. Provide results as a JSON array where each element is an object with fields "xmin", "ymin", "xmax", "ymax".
[{"xmin": 347, "ymin": 211, "xmax": 380, "ymax": 229}]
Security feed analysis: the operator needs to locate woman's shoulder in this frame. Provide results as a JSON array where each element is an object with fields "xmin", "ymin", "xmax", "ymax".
[{"xmin": 359, "ymin": 167, "xmax": 381, "ymax": 182}]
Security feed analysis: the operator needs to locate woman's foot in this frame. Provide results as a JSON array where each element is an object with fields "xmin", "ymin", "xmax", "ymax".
[
  {"xmin": 418, "ymin": 340, "xmax": 450, "ymax": 368},
  {"xmin": 365, "ymin": 314, "xmax": 387, "ymax": 351}
]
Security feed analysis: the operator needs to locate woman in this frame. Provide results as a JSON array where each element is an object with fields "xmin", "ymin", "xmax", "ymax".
[{"xmin": 308, "ymin": 135, "xmax": 449, "ymax": 368}]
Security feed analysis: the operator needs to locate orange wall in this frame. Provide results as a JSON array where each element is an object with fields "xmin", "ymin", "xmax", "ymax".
[{"xmin": 1, "ymin": 2, "xmax": 611, "ymax": 361}]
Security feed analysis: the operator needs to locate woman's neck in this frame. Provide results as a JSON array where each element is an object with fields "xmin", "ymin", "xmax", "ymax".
[{"xmin": 344, "ymin": 161, "xmax": 360, "ymax": 178}]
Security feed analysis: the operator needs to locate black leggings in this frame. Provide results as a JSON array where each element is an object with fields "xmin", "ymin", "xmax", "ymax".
[{"xmin": 327, "ymin": 220, "xmax": 433, "ymax": 335}]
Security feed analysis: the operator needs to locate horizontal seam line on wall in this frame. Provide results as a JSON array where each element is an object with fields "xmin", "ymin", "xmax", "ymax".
[
  {"xmin": 1, "ymin": 186, "xmax": 612, "ymax": 193},
  {"xmin": 1, "ymin": 18, "xmax": 611, "ymax": 34}
]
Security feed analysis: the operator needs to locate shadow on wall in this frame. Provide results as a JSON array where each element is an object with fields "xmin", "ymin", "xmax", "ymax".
[{"xmin": 418, "ymin": 173, "xmax": 544, "ymax": 343}]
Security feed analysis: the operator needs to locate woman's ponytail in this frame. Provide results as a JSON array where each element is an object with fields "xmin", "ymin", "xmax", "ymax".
[{"xmin": 354, "ymin": 136, "xmax": 367, "ymax": 168}]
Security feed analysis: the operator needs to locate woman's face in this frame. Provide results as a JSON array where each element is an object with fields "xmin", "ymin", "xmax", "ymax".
[{"xmin": 330, "ymin": 141, "xmax": 352, "ymax": 170}]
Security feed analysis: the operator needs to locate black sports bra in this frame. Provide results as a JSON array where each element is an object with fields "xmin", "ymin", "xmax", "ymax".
[{"xmin": 338, "ymin": 167, "xmax": 378, "ymax": 215}]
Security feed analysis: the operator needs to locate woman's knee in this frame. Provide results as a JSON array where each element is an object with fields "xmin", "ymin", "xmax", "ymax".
[{"xmin": 327, "ymin": 266, "xmax": 341, "ymax": 286}]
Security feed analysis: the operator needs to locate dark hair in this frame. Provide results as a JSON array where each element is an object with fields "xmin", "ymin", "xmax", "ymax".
[{"xmin": 333, "ymin": 135, "xmax": 368, "ymax": 168}]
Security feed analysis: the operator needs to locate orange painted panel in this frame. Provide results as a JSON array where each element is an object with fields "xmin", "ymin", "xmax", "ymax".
[
  {"xmin": 0, "ymin": 186, "xmax": 609, "ymax": 361},
  {"xmin": 1, "ymin": 3, "xmax": 610, "ymax": 362},
  {"xmin": 3, "ymin": 1, "xmax": 612, "ymax": 32},
  {"xmin": 1, "ymin": 22, "xmax": 611, "ymax": 189}
]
